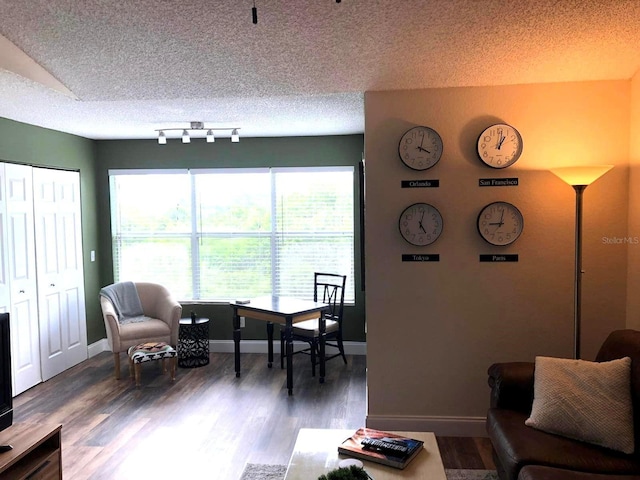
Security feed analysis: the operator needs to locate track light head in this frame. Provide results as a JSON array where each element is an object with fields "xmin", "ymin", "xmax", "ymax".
[
  {"xmin": 231, "ymin": 129, "xmax": 240, "ymax": 143},
  {"xmin": 182, "ymin": 129, "xmax": 191, "ymax": 143},
  {"xmin": 158, "ymin": 131, "xmax": 167, "ymax": 145},
  {"xmin": 206, "ymin": 130, "xmax": 215, "ymax": 143}
]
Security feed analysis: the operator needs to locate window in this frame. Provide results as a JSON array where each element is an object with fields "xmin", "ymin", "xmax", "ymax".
[{"xmin": 109, "ymin": 167, "xmax": 355, "ymax": 302}]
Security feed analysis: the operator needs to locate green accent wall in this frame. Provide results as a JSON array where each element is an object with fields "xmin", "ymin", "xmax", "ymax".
[
  {"xmin": 95, "ymin": 135, "xmax": 365, "ymax": 342},
  {"xmin": 0, "ymin": 117, "xmax": 102, "ymax": 343}
]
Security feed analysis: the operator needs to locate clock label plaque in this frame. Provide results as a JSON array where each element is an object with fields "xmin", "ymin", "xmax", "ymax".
[
  {"xmin": 479, "ymin": 178, "xmax": 519, "ymax": 187},
  {"xmin": 401, "ymin": 180, "xmax": 440, "ymax": 188},
  {"xmin": 479, "ymin": 254, "xmax": 519, "ymax": 262},
  {"xmin": 402, "ymin": 254, "xmax": 440, "ymax": 262}
]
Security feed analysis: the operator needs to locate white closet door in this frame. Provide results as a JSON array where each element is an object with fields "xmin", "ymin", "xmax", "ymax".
[
  {"xmin": 5, "ymin": 163, "xmax": 41, "ymax": 395},
  {"xmin": 0, "ymin": 165, "xmax": 11, "ymax": 314},
  {"xmin": 33, "ymin": 168, "xmax": 87, "ymax": 381}
]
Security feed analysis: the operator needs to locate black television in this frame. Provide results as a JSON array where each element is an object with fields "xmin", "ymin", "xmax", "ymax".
[{"xmin": 0, "ymin": 313, "xmax": 12, "ymax": 434}]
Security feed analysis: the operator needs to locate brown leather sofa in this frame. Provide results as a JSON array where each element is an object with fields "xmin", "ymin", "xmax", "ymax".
[{"xmin": 486, "ymin": 329, "xmax": 640, "ymax": 480}]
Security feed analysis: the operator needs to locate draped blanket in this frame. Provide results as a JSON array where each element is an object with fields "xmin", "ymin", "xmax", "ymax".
[{"xmin": 100, "ymin": 281, "xmax": 145, "ymax": 323}]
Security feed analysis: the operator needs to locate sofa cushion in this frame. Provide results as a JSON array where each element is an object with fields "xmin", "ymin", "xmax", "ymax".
[
  {"xmin": 487, "ymin": 409, "xmax": 640, "ymax": 480},
  {"xmin": 518, "ymin": 465, "xmax": 640, "ymax": 480},
  {"xmin": 525, "ymin": 356, "xmax": 634, "ymax": 454}
]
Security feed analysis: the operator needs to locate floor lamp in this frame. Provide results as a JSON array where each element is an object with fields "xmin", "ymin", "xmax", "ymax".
[{"xmin": 550, "ymin": 165, "xmax": 613, "ymax": 359}]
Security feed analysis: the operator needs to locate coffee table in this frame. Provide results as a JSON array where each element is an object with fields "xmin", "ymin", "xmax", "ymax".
[{"xmin": 284, "ymin": 428, "xmax": 447, "ymax": 479}]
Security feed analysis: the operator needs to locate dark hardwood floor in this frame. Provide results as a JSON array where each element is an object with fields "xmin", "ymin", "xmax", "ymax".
[{"xmin": 12, "ymin": 351, "xmax": 494, "ymax": 479}]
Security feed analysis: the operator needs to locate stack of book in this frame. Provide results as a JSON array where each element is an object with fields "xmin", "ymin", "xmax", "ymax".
[{"xmin": 338, "ymin": 428, "xmax": 424, "ymax": 469}]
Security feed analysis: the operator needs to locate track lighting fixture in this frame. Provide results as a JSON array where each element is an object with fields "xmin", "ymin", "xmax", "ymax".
[{"xmin": 155, "ymin": 123, "xmax": 240, "ymax": 145}]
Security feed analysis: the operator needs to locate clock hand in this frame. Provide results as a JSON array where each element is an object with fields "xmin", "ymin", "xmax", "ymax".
[
  {"xmin": 497, "ymin": 135, "xmax": 506, "ymax": 150},
  {"xmin": 418, "ymin": 211, "xmax": 427, "ymax": 233},
  {"xmin": 417, "ymin": 134, "xmax": 432, "ymax": 154}
]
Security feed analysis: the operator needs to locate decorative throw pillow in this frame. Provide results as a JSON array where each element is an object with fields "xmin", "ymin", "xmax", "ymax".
[{"xmin": 525, "ymin": 355, "xmax": 634, "ymax": 454}]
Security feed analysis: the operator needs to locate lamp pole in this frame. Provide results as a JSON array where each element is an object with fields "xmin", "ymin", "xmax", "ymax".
[
  {"xmin": 550, "ymin": 165, "xmax": 612, "ymax": 360},
  {"xmin": 573, "ymin": 185, "xmax": 586, "ymax": 360}
]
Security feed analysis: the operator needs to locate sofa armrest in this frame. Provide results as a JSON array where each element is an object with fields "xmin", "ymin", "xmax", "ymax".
[{"xmin": 488, "ymin": 362, "xmax": 535, "ymax": 413}]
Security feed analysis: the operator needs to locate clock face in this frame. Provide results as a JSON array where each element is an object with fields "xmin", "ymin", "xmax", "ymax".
[
  {"xmin": 399, "ymin": 203, "xmax": 443, "ymax": 246},
  {"xmin": 477, "ymin": 123, "xmax": 523, "ymax": 169},
  {"xmin": 477, "ymin": 201, "xmax": 524, "ymax": 246},
  {"xmin": 398, "ymin": 126, "xmax": 443, "ymax": 171}
]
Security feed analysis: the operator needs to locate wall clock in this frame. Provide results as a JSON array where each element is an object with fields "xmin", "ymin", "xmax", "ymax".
[
  {"xmin": 476, "ymin": 123, "xmax": 523, "ymax": 169},
  {"xmin": 477, "ymin": 201, "xmax": 524, "ymax": 246},
  {"xmin": 398, "ymin": 126, "xmax": 443, "ymax": 171},
  {"xmin": 398, "ymin": 202, "xmax": 443, "ymax": 246}
]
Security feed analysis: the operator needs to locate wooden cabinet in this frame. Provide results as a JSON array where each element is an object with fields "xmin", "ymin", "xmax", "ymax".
[{"xmin": 0, "ymin": 423, "xmax": 62, "ymax": 480}]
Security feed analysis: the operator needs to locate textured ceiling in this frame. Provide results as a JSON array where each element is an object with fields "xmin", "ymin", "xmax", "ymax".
[{"xmin": 0, "ymin": 0, "xmax": 640, "ymax": 140}]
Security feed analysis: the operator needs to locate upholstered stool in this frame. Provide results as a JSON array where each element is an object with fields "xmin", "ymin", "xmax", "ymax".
[{"xmin": 127, "ymin": 342, "xmax": 177, "ymax": 386}]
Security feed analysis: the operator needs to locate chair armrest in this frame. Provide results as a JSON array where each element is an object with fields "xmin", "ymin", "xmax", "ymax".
[
  {"xmin": 100, "ymin": 296, "xmax": 122, "ymax": 351},
  {"xmin": 487, "ymin": 362, "xmax": 535, "ymax": 413}
]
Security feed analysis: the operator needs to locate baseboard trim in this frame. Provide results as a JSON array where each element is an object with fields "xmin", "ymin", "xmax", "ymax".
[
  {"xmin": 365, "ymin": 414, "xmax": 488, "ymax": 437},
  {"xmin": 88, "ymin": 338, "xmax": 109, "ymax": 358},
  {"xmin": 89, "ymin": 338, "xmax": 367, "ymax": 356}
]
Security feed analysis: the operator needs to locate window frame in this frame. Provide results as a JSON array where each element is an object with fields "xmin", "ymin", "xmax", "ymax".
[{"xmin": 109, "ymin": 166, "xmax": 356, "ymax": 303}]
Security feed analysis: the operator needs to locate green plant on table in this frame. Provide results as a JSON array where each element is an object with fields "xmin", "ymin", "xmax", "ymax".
[{"xmin": 317, "ymin": 465, "xmax": 370, "ymax": 480}]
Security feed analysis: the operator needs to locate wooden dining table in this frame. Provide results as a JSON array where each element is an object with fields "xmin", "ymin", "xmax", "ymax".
[{"xmin": 230, "ymin": 296, "xmax": 329, "ymax": 395}]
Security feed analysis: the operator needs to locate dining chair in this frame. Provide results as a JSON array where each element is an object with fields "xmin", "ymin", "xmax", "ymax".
[{"xmin": 280, "ymin": 272, "xmax": 347, "ymax": 376}]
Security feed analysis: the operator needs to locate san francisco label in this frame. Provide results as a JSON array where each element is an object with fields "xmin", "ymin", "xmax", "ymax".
[{"xmin": 478, "ymin": 178, "xmax": 518, "ymax": 187}]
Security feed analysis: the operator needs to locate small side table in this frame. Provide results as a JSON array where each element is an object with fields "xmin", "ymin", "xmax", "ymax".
[{"xmin": 178, "ymin": 317, "xmax": 210, "ymax": 368}]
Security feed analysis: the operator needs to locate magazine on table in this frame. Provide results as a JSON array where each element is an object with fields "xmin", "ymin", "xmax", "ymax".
[{"xmin": 338, "ymin": 427, "xmax": 424, "ymax": 469}]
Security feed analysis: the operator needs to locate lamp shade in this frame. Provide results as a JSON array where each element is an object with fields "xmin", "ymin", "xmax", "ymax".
[{"xmin": 550, "ymin": 165, "xmax": 613, "ymax": 186}]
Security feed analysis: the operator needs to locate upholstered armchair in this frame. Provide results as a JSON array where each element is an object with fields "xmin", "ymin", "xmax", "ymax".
[{"xmin": 100, "ymin": 282, "xmax": 182, "ymax": 379}]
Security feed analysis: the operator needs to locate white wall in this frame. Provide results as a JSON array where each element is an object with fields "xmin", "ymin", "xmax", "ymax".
[{"xmin": 364, "ymin": 80, "xmax": 631, "ymax": 435}]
